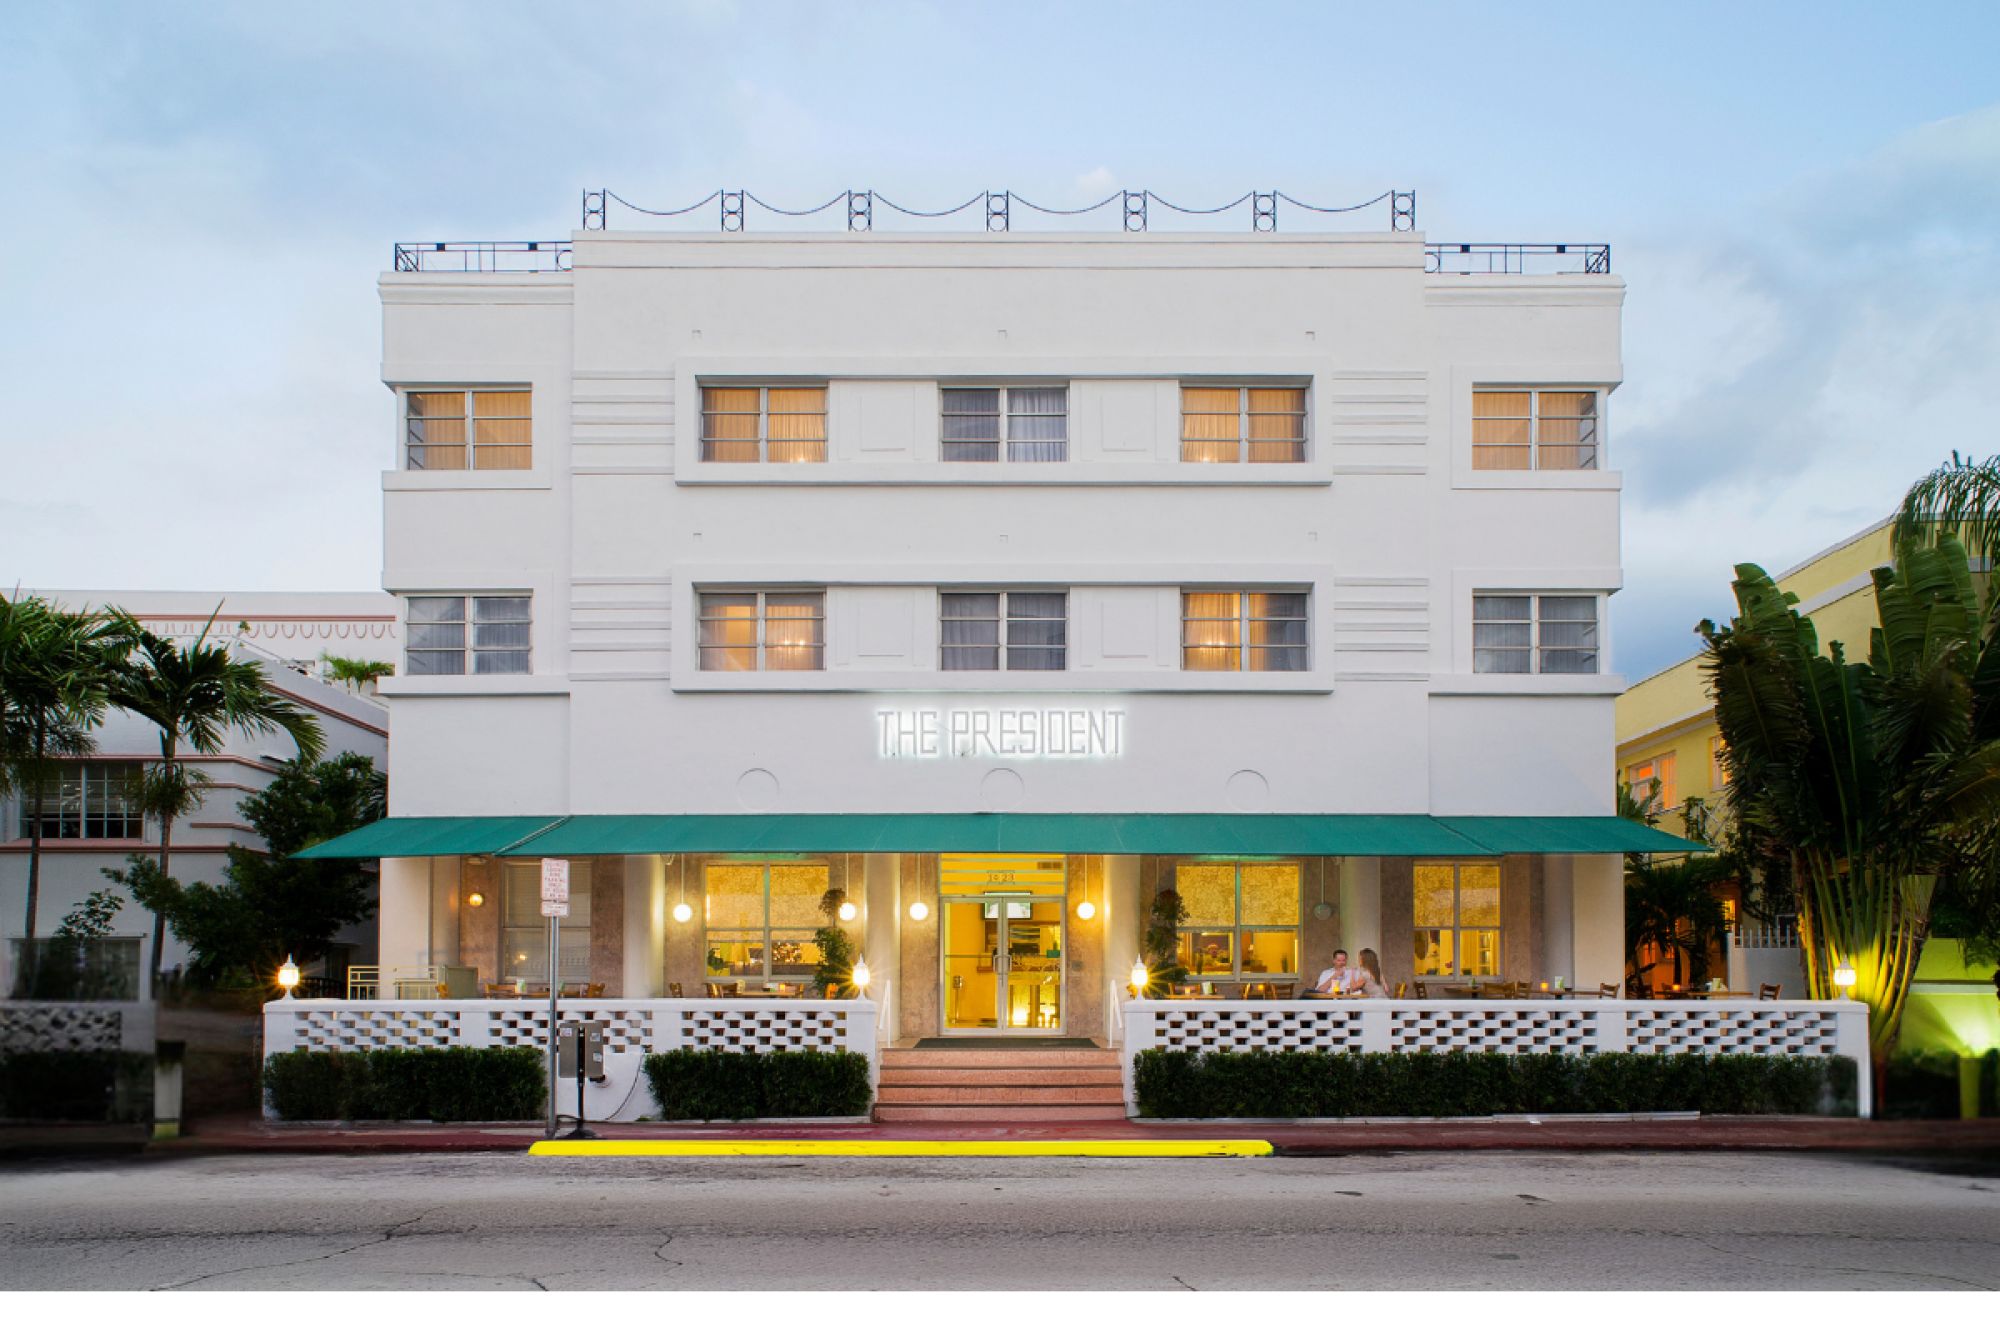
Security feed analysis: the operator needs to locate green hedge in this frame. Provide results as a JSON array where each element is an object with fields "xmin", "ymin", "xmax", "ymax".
[
  {"xmin": 643, "ymin": 1048, "xmax": 872, "ymax": 1120},
  {"xmin": 0, "ymin": 1051, "xmax": 153, "ymax": 1122},
  {"xmin": 1132, "ymin": 1048, "xmax": 1859, "ymax": 1118},
  {"xmin": 263, "ymin": 1047, "xmax": 545, "ymax": 1121},
  {"xmin": 1883, "ymin": 1048, "xmax": 2000, "ymax": 1119}
]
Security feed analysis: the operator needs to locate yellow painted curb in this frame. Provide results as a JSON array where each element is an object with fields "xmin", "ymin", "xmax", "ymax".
[{"xmin": 528, "ymin": 1138, "xmax": 1272, "ymax": 1159}]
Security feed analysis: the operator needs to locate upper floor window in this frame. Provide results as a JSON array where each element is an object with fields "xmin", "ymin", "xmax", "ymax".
[
  {"xmin": 1472, "ymin": 389, "xmax": 1598, "ymax": 470},
  {"xmin": 1627, "ymin": 754, "xmax": 1677, "ymax": 813},
  {"xmin": 1709, "ymin": 735, "xmax": 1730, "ymax": 790},
  {"xmin": 1472, "ymin": 594, "xmax": 1597, "ymax": 674},
  {"xmin": 405, "ymin": 389, "xmax": 532, "ymax": 471},
  {"xmin": 940, "ymin": 592, "xmax": 1067, "ymax": 671},
  {"xmin": 698, "ymin": 592, "xmax": 825, "ymax": 671},
  {"xmin": 701, "ymin": 386, "xmax": 827, "ymax": 463},
  {"xmin": 1182, "ymin": 592, "xmax": 1308, "ymax": 672},
  {"xmin": 17, "ymin": 762, "xmax": 144, "ymax": 841},
  {"xmin": 1181, "ymin": 386, "xmax": 1306, "ymax": 463},
  {"xmin": 407, "ymin": 596, "xmax": 531, "ymax": 675},
  {"xmin": 940, "ymin": 387, "xmax": 1068, "ymax": 463}
]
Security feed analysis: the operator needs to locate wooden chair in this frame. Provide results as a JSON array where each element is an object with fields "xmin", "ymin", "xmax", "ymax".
[
  {"xmin": 1392, "ymin": 982, "xmax": 1408, "ymax": 999},
  {"xmin": 585, "ymin": 982, "xmax": 606, "ymax": 998},
  {"xmin": 1241, "ymin": 982, "xmax": 1275, "ymax": 1001},
  {"xmin": 481, "ymin": 981, "xmax": 519, "ymax": 999},
  {"xmin": 1597, "ymin": 982, "xmax": 1620, "ymax": 998},
  {"xmin": 1270, "ymin": 983, "xmax": 1295, "ymax": 1000},
  {"xmin": 1410, "ymin": 981, "xmax": 1429, "ymax": 999},
  {"xmin": 1758, "ymin": 983, "xmax": 1783, "ymax": 1000},
  {"xmin": 1169, "ymin": 983, "xmax": 1203, "ymax": 997}
]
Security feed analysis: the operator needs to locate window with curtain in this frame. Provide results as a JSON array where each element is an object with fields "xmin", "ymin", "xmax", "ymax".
[
  {"xmin": 1709, "ymin": 735, "xmax": 1730, "ymax": 791},
  {"xmin": 700, "ymin": 386, "xmax": 828, "ymax": 463},
  {"xmin": 404, "ymin": 389, "xmax": 532, "ymax": 470},
  {"xmin": 705, "ymin": 862, "xmax": 830, "ymax": 984},
  {"xmin": 1472, "ymin": 389, "xmax": 1598, "ymax": 470},
  {"xmin": 17, "ymin": 762, "xmax": 145, "ymax": 840},
  {"xmin": 1180, "ymin": 386, "xmax": 1307, "ymax": 463},
  {"xmin": 405, "ymin": 595, "xmax": 531, "ymax": 675},
  {"xmin": 698, "ymin": 592, "xmax": 825, "ymax": 670},
  {"xmin": 502, "ymin": 859, "xmax": 592, "ymax": 984},
  {"xmin": 1174, "ymin": 862, "xmax": 1301, "ymax": 980},
  {"xmin": 1627, "ymin": 753, "xmax": 1677, "ymax": 813},
  {"xmin": 1181, "ymin": 592, "xmax": 1308, "ymax": 671},
  {"xmin": 940, "ymin": 387, "xmax": 1068, "ymax": 462},
  {"xmin": 1413, "ymin": 862, "xmax": 1502, "ymax": 978},
  {"xmin": 940, "ymin": 592, "xmax": 1067, "ymax": 670},
  {"xmin": 1471, "ymin": 594, "xmax": 1597, "ymax": 674}
]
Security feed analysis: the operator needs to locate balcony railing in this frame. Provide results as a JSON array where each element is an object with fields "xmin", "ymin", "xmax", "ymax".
[
  {"xmin": 1427, "ymin": 243, "xmax": 1611, "ymax": 275},
  {"xmin": 393, "ymin": 241, "xmax": 572, "ymax": 273}
]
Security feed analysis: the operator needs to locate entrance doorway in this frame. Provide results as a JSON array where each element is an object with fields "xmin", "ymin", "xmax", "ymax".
[{"xmin": 942, "ymin": 895, "xmax": 1065, "ymax": 1033}]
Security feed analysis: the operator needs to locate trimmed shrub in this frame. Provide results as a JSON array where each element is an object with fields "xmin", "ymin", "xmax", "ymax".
[
  {"xmin": 1883, "ymin": 1048, "xmax": 1967, "ymax": 1120},
  {"xmin": 643, "ymin": 1048, "xmax": 872, "ymax": 1120},
  {"xmin": 0, "ymin": 1051, "xmax": 153, "ymax": 1122},
  {"xmin": 1132, "ymin": 1048, "xmax": 1859, "ymax": 1118},
  {"xmin": 262, "ymin": 1047, "xmax": 544, "ymax": 1121}
]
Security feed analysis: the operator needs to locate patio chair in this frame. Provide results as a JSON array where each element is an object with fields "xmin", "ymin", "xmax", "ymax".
[
  {"xmin": 1271, "ymin": 983, "xmax": 1295, "ymax": 1000},
  {"xmin": 1758, "ymin": 983, "xmax": 1783, "ymax": 1000},
  {"xmin": 1392, "ymin": 982, "xmax": 1408, "ymax": 999},
  {"xmin": 1597, "ymin": 982, "xmax": 1620, "ymax": 998},
  {"xmin": 669, "ymin": 982, "xmax": 684, "ymax": 998},
  {"xmin": 585, "ymin": 982, "xmax": 606, "ymax": 998},
  {"xmin": 1169, "ymin": 983, "xmax": 1203, "ymax": 997},
  {"xmin": 1410, "ymin": 981, "xmax": 1428, "ymax": 999}
]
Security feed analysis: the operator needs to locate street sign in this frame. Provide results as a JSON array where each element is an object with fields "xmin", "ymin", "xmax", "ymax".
[
  {"xmin": 540, "ymin": 897, "xmax": 569, "ymax": 917},
  {"xmin": 540, "ymin": 859, "xmax": 569, "ymax": 902}
]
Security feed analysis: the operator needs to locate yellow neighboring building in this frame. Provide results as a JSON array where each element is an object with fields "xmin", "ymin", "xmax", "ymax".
[{"xmin": 1615, "ymin": 516, "xmax": 1894, "ymax": 840}]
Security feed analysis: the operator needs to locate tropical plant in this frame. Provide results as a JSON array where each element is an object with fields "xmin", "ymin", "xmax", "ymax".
[
  {"xmin": 322, "ymin": 655, "xmax": 395, "ymax": 687},
  {"xmin": 109, "ymin": 753, "xmax": 382, "ymax": 987},
  {"xmin": 0, "ymin": 595, "xmax": 137, "ymax": 959},
  {"xmin": 1624, "ymin": 855, "xmax": 1731, "ymax": 991},
  {"xmin": 108, "ymin": 616, "xmax": 326, "ymax": 979},
  {"xmin": 53, "ymin": 889, "xmax": 125, "ymax": 941},
  {"xmin": 1700, "ymin": 527, "xmax": 2000, "ymax": 1076},
  {"xmin": 812, "ymin": 888, "xmax": 858, "ymax": 998},
  {"xmin": 1142, "ymin": 879, "xmax": 1189, "ymax": 997}
]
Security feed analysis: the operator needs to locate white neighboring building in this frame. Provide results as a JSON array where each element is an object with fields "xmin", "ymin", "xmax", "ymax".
[
  {"xmin": 1, "ymin": 591, "xmax": 394, "ymax": 994},
  {"xmin": 316, "ymin": 223, "xmax": 1691, "ymax": 1041}
]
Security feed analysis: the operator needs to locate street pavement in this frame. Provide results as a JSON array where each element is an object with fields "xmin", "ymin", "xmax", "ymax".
[{"xmin": 0, "ymin": 1150, "xmax": 1994, "ymax": 1290}]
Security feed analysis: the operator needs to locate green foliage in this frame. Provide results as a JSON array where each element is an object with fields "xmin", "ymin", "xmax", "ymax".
[
  {"xmin": 812, "ymin": 889, "xmax": 858, "ymax": 998},
  {"xmin": 1624, "ymin": 856, "xmax": 1732, "ymax": 990},
  {"xmin": 110, "ymin": 752, "xmax": 385, "ymax": 986},
  {"xmin": 54, "ymin": 889, "xmax": 125, "ymax": 941},
  {"xmin": 0, "ymin": 1051, "xmax": 153, "ymax": 1122},
  {"xmin": 1132, "ymin": 1048, "xmax": 1859, "ymax": 1119},
  {"xmin": 642, "ymin": 1048, "xmax": 873, "ymax": 1120},
  {"xmin": 262, "ymin": 1047, "xmax": 546, "ymax": 1121},
  {"xmin": 1142, "ymin": 881, "xmax": 1189, "ymax": 997},
  {"xmin": 322, "ymin": 654, "xmax": 395, "ymax": 685}
]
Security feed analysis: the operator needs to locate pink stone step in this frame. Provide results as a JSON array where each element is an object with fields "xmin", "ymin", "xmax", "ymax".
[
  {"xmin": 881, "ymin": 1049, "xmax": 1119, "ymax": 1069},
  {"xmin": 877, "ymin": 1084, "xmax": 1125, "ymax": 1106},
  {"xmin": 879, "ymin": 1066, "xmax": 1121, "ymax": 1088},
  {"xmin": 874, "ymin": 1103, "xmax": 1131, "ymax": 1122}
]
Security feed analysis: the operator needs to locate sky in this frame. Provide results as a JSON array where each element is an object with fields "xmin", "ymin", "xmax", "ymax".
[{"xmin": 3, "ymin": 0, "xmax": 1997, "ymax": 680}]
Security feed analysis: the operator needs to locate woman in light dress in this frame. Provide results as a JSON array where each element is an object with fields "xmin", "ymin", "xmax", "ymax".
[{"xmin": 1354, "ymin": 948, "xmax": 1389, "ymax": 998}]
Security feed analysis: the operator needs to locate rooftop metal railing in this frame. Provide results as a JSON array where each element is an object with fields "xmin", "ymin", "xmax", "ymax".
[
  {"xmin": 393, "ymin": 240, "xmax": 572, "ymax": 273},
  {"xmin": 1425, "ymin": 242, "xmax": 1611, "ymax": 275}
]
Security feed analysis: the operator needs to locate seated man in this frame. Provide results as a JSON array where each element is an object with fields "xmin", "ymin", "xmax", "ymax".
[{"xmin": 1304, "ymin": 949, "xmax": 1359, "ymax": 997}]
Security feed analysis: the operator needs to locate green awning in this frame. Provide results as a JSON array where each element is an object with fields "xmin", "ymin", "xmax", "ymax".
[
  {"xmin": 292, "ymin": 815, "xmax": 566, "ymax": 860},
  {"xmin": 1436, "ymin": 816, "xmax": 1705, "ymax": 855},
  {"xmin": 296, "ymin": 813, "xmax": 1705, "ymax": 861}
]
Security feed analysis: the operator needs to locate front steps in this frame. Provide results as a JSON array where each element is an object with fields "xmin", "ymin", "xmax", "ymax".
[{"xmin": 875, "ymin": 1046, "xmax": 1127, "ymax": 1122}]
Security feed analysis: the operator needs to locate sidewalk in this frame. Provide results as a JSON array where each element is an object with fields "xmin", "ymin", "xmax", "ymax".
[{"xmin": 127, "ymin": 1114, "xmax": 2000, "ymax": 1158}]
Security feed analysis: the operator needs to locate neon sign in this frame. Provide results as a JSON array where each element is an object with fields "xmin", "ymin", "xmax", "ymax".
[{"xmin": 877, "ymin": 707, "xmax": 1125, "ymax": 759}]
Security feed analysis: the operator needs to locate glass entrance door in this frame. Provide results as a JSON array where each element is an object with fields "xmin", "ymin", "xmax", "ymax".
[{"xmin": 942, "ymin": 895, "xmax": 1064, "ymax": 1032}]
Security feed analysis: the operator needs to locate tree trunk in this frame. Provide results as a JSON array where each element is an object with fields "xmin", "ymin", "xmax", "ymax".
[
  {"xmin": 148, "ymin": 741, "xmax": 178, "ymax": 985},
  {"xmin": 21, "ymin": 718, "xmax": 47, "ymax": 995}
]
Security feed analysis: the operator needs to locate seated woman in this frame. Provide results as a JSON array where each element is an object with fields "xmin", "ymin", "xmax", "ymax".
[{"xmin": 1354, "ymin": 948, "xmax": 1389, "ymax": 998}]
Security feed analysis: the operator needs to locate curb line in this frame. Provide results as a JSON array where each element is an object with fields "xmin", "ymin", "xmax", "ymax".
[{"xmin": 527, "ymin": 1139, "xmax": 1274, "ymax": 1158}]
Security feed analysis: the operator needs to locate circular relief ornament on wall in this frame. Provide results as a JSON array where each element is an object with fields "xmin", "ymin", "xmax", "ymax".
[
  {"xmin": 736, "ymin": 768, "xmax": 779, "ymax": 811},
  {"xmin": 980, "ymin": 767, "xmax": 1025, "ymax": 812},
  {"xmin": 1226, "ymin": 769, "xmax": 1271, "ymax": 813}
]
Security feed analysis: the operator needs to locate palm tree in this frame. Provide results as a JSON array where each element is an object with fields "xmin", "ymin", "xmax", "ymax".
[
  {"xmin": 1700, "ymin": 526, "xmax": 2000, "ymax": 1080},
  {"xmin": 109, "ymin": 616, "xmax": 326, "ymax": 981},
  {"xmin": 1625, "ymin": 856, "xmax": 1731, "ymax": 992},
  {"xmin": 0, "ymin": 596, "xmax": 136, "ymax": 964},
  {"xmin": 1894, "ymin": 452, "xmax": 2000, "ymax": 568}
]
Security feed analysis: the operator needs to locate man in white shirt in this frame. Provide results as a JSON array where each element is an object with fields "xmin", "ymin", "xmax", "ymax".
[{"xmin": 1306, "ymin": 949, "xmax": 1360, "ymax": 997}]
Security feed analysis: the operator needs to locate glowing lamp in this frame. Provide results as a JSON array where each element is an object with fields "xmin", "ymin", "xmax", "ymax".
[
  {"xmin": 672, "ymin": 902, "xmax": 693, "ymax": 923},
  {"xmin": 466, "ymin": 892, "xmax": 485, "ymax": 908},
  {"xmin": 851, "ymin": 957, "xmax": 871, "ymax": 991},
  {"xmin": 277, "ymin": 955, "xmax": 300, "ymax": 998},
  {"xmin": 1076, "ymin": 900, "xmax": 1096, "ymax": 920},
  {"xmin": 838, "ymin": 901, "xmax": 858, "ymax": 922},
  {"xmin": 1833, "ymin": 964, "xmax": 1858, "ymax": 990},
  {"xmin": 1130, "ymin": 960, "xmax": 1149, "ymax": 991},
  {"xmin": 909, "ymin": 901, "xmax": 930, "ymax": 921}
]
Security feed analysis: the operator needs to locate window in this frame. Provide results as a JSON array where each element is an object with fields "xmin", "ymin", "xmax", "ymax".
[
  {"xmin": 404, "ymin": 389, "xmax": 532, "ymax": 470},
  {"xmin": 1181, "ymin": 386, "xmax": 1306, "ymax": 463},
  {"xmin": 1710, "ymin": 735, "xmax": 1730, "ymax": 790},
  {"xmin": 406, "ymin": 596, "xmax": 531, "ymax": 675},
  {"xmin": 698, "ymin": 592, "xmax": 825, "ymax": 671},
  {"xmin": 1413, "ymin": 862, "xmax": 1502, "ymax": 979},
  {"xmin": 1627, "ymin": 754, "xmax": 1677, "ymax": 813},
  {"xmin": 1182, "ymin": 592, "xmax": 1308, "ymax": 671},
  {"xmin": 17, "ymin": 762, "xmax": 144, "ymax": 840},
  {"xmin": 1472, "ymin": 389, "xmax": 1598, "ymax": 470},
  {"xmin": 700, "ymin": 386, "xmax": 827, "ymax": 463},
  {"xmin": 502, "ymin": 860, "xmax": 590, "ymax": 984},
  {"xmin": 705, "ymin": 861, "xmax": 829, "ymax": 984},
  {"xmin": 940, "ymin": 387, "xmax": 1068, "ymax": 463},
  {"xmin": 1471, "ymin": 594, "xmax": 1598, "ymax": 674},
  {"xmin": 1174, "ymin": 862, "xmax": 1301, "ymax": 980},
  {"xmin": 940, "ymin": 592, "xmax": 1067, "ymax": 671}
]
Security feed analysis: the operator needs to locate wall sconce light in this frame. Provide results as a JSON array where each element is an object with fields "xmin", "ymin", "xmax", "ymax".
[
  {"xmin": 277, "ymin": 955, "xmax": 300, "ymax": 999},
  {"xmin": 466, "ymin": 892, "xmax": 485, "ymax": 908},
  {"xmin": 672, "ymin": 902, "xmax": 694, "ymax": 924},
  {"xmin": 838, "ymin": 900, "xmax": 858, "ymax": 922},
  {"xmin": 908, "ymin": 901, "xmax": 929, "ymax": 922},
  {"xmin": 466, "ymin": 855, "xmax": 488, "ymax": 866},
  {"xmin": 1075, "ymin": 899, "xmax": 1096, "ymax": 920}
]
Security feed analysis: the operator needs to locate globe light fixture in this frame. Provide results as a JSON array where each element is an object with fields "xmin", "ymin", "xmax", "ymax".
[
  {"xmin": 908, "ymin": 901, "xmax": 929, "ymax": 922},
  {"xmin": 672, "ymin": 902, "xmax": 694, "ymax": 923},
  {"xmin": 838, "ymin": 901, "xmax": 858, "ymax": 922},
  {"xmin": 1075, "ymin": 899, "xmax": 1096, "ymax": 920},
  {"xmin": 466, "ymin": 892, "xmax": 485, "ymax": 908},
  {"xmin": 277, "ymin": 955, "xmax": 300, "ymax": 999}
]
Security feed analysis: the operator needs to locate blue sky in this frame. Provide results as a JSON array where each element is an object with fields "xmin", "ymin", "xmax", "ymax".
[{"xmin": 3, "ymin": 1, "xmax": 1997, "ymax": 679}]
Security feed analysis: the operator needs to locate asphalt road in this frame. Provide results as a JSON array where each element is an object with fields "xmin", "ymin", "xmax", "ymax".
[{"xmin": 0, "ymin": 1151, "xmax": 1994, "ymax": 1290}]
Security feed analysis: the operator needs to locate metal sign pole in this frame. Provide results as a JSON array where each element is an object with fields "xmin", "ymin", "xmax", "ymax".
[
  {"xmin": 539, "ymin": 858, "xmax": 570, "ymax": 1139},
  {"xmin": 546, "ymin": 912, "xmax": 558, "ymax": 1137}
]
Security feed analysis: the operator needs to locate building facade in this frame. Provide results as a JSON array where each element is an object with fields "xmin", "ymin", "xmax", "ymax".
[{"xmin": 346, "ymin": 225, "xmax": 1670, "ymax": 1042}]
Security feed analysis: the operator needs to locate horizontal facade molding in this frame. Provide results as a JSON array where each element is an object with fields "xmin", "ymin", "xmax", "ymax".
[
  {"xmin": 1428, "ymin": 673, "xmax": 1626, "ymax": 696},
  {"xmin": 375, "ymin": 676, "xmax": 571, "ymax": 697},
  {"xmin": 671, "ymin": 671, "xmax": 1338, "ymax": 695}
]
